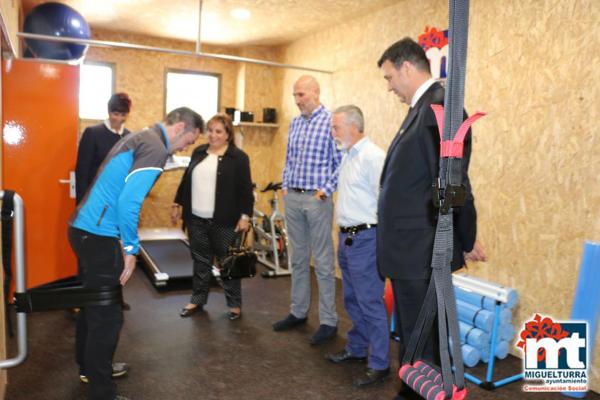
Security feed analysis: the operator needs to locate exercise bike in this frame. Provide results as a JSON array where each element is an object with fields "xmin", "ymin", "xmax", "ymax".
[{"xmin": 250, "ymin": 182, "xmax": 291, "ymax": 278}]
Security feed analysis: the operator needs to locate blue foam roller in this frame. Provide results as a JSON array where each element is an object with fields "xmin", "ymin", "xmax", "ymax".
[
  {"xmin": 461, "ymin": 343, "xmax": 481, "ymax": 368},
  {"xmin": 450, "ymin": 339, "xmax": 481, "ymax": 368},
  {"xmin": 499, "ymin": 307, "xmax": 512, "ymax": 324},
  {"xmin": 563, "ymin": 241, "xmax": 600, "ymax": 399},
  {"xmin": 495, "ymin": 340, "xmax": 509, "ymax": 359},
  {"xmin": 458, "ymin": 321, "xmax": 489, "ymax": 348},
  {"xmin": 480, "ymin": 345, "xmax": 489, "ymax": 362},
  {"xmin": 487, "ymin": 323, "xmax": 515, "ymax": 343},
  {"xmin": 457, "ymin": 300, "xmax": 493, "ymax": 332},
  {"xmin": 479, "ymin": 339, "xmax": 514, "ymax": 363},
  {"xmin": 455, "ymin": 286, "xmax": 503, "ymax": 311},
  {"xmin": 500, "ymin": 323, "xmax": 515, "ymax": 342},
  {"xmin": 454, "ymin": 278, "xmax": 518, "ymax": 308},
  {"xmin": 454, "ymin": 287, "xmax": 513, "ymax": 323}
]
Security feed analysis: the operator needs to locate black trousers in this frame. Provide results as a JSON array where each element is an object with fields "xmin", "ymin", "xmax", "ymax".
[
  {"xmin": 391, "ymin": 278, "xmax": 439, "ymax": 365},
  {"xmin": 187, "ymin": 215, "xmax": 242, "ymax": 308},
  {"xmin": 69, "ymin": 226, "xmax": 123, "ymax": 400}
]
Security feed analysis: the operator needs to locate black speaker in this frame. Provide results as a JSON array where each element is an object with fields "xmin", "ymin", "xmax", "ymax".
[
  {"xmin": 240, "ymin": 111, "xmax": 254, "ymax": 122},
  {"xmin": 263, "ymin": 108, "xmax": 277, "ymax": 123},
  {"xmin": 224, "ymin": 107, "xmax": 236, "ymax": 119}
]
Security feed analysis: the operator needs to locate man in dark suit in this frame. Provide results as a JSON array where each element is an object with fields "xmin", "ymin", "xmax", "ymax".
[
  {"xmin": 76, "ymin": 92, "xmax": 132, "ymax": 204},
  {"xmin": 376, "ymin": 38, "xmax": 487, "ymax": 398}
]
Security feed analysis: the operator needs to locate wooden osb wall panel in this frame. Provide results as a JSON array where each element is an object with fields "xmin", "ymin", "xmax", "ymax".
[
  {"xmin": 84, "ymin": 30, "xmax": 284, "ymax": 228},
  {"xmin": 466, "ymin": 0, "xmax": 600, "ymax": 387},
  {"xmin": 236, "ymin": 47, "xmax": 285, "ymax": 213},
  {"xmin": 276, "ymin": 0, "xmax": 600, "ymax": 389},
  {"xmin": 0, "ymin": 0, "xmax": 20, "ymax": 56}
]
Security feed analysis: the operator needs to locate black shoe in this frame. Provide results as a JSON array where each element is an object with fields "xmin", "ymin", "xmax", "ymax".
[
  {"xmin": 227, "ymin": 311, "xmax": 241, "ymax": 321},
  {"xmin": 80, "ymin": 362, "xmax": 129, "ymax": 383},
  {"xmin": 180, "ymin": 305, "xmax": 202, "ymax": 318},
  {"xmin": 325, "ymin": 349, "xmax": 367, "ymax": 364},
  {"xmin": 272, "ymin": 314, "xmax": 307, "ymax": 331},
  {"xmin": 353, "ymin": 367, "xmax": 390, "ymax": 387},
  {"xmin": 309, "ymin": 324, "xmax": 337, "ymax": 345}
]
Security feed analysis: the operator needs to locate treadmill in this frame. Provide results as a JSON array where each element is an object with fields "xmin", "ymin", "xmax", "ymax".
[{"xmin": 138, "ymin": 228, "xmax": 192, "ymax": 287}]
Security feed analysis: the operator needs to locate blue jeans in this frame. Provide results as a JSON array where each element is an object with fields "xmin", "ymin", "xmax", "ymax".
[{"xmin": 338, "ymin": 227, "xmax": 389, "ymax": 370}]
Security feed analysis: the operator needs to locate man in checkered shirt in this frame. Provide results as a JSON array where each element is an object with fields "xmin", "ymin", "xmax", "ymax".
[{"xmin": 273, "ymin": 75, "xmax": 343, "ymax": 345}]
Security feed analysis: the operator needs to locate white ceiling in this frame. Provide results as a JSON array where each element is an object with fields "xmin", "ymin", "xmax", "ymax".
[{"xmin": 22, "ymin": 0, "xmax": 400, "ymax": 47}]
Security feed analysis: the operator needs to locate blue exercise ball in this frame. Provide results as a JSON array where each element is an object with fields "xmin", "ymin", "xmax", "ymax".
[{"xmin": 23, "ymin": 2, "xmax": 91, "ymax": 61}]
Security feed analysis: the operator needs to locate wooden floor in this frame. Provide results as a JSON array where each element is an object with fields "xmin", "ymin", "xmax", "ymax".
[{"xmin": 5, "ymin": 264, "xmax": 599, "ymax": 400}]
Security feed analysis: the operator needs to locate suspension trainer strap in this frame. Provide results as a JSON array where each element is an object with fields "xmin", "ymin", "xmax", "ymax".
[
  {"xmin": 1, "ymin": 190, "xmax": 15, "ymax": 337},
  {"xmin": 431, "ymin": 105, "xmax": 485, "ymax": 159},
  {"xmin": 436, "ymin": 0, "xmax": 490, "ymax": 394},
  {"xmin": 400, "ymin": 0, "xmax": 488, "ymax": 398},
  {"xmin": 434, "ymin": 0, "xmax": 472, "ymax": 395}
]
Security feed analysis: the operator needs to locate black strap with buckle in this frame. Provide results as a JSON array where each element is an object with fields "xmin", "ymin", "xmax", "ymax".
[
  {"xmin": 14, "ymin": 276, "xmax": 123, "ymax": 313},
  {"xmin": 2, "ymin": 190, "xmax": 15, "ymax": 336},
  {"xmin": 432, "ymin": 178, "xmax": 467, "ymax": 214}
]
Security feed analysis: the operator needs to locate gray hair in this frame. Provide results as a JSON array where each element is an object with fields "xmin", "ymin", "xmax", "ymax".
[
  {"xmin": 333, "ymin": 105, "xmax": 364, "ymax": 133},
  {"xmin": 165, "ymin": 107, "xmax": 205, "ymax": 133}
]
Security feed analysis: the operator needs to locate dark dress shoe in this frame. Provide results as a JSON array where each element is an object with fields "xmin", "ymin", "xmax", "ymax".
[
  {"xmin": 353, "ymin": 367, "xmax": 390, "ymax": 387},
  {"xmin": 179, "ymin": 305, "xmax": 202, "ymax": 318},
  {"xmin": 272, "ymin": 313, "xmax": 307, "ymax": 331},
  {"xmin": 309, "ymin": 324, "xmax": 337, "ymax": 345},
  {"xmin": 227, "ymin": 311, "xmax": 241, "ymax": 321},
  {"xmin": 325, "ymin": 349, "xmax": 367, "ymax": 364}
]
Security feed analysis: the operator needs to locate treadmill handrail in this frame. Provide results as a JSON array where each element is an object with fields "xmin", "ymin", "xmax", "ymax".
[{"xmin": 0, "ymin": 191, "xmax": 28, "ymax": 368}]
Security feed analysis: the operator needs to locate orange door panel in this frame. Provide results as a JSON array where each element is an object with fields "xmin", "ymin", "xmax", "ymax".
[{"xmin": 2, "ymin": 59, "xmax": 79, "ymax": 289}]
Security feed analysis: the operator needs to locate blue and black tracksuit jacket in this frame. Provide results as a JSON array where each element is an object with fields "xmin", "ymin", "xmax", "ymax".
[{"xmin": 70, "ymin": 123, "xmax": 170, "ymax": 255}]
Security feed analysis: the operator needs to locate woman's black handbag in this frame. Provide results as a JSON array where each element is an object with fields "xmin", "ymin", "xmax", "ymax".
[{"xmin": 217, "ymin": 232, "xmax": 257, "ymax": 280}]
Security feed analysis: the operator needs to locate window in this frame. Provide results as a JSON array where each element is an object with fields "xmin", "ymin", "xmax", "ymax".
[
  {"xmin": 78, "ymin": 62, "xmax": 115, "ymax": 120},
  {"xmin": 165, "ymin": 70, "xmax": 220, "ymax": 120}
]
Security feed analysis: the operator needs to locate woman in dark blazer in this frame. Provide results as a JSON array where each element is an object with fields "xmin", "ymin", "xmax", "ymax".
[{"xmin": 171, "ymin": 114, "xmax": 253, "ymax": 320}]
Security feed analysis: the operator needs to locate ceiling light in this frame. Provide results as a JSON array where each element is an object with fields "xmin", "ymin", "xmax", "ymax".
[{"xmin": 230, "ymin": 8, "xmax": 251, "ymax": 20}]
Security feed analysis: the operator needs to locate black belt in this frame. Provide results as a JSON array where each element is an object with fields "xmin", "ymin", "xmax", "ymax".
[
  {"xmin": 291, "ymin": 188, "xmax": 316, "ymax": 193},
  {"xmin": 339, "ymin": 223, "xmax": 377, "ymax": 234}
]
